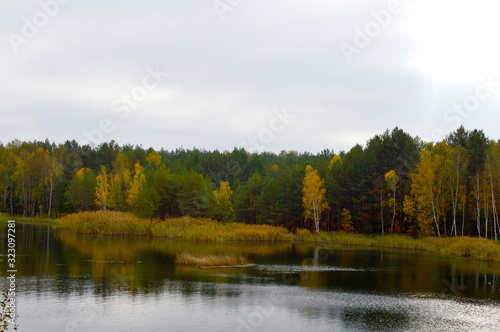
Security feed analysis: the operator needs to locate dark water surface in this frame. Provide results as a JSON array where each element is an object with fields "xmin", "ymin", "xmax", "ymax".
[{"xmin": 1, "ymin": 222, "xmax": 500, "ymax": 331}]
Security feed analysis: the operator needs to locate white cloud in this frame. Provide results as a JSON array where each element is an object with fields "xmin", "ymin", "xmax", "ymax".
[
  {"xmin": 1, "ymin": 0, "xmax": 499, "ymax": 152},
  {"xmin": 407, "ymin": 0, "xmax": 500, "ymax": 84}
]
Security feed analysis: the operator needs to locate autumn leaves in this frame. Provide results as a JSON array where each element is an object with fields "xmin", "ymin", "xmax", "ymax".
[
  {"xmin": 212, "ymin": 181, "xmax": 234, "ymax": 222},
  {"xmin": 302, "ymin": 164, "xmax": 397, "ymax": 235},
  {"xmin": 302, "ymin": 165, "xmax": 328, "ymax": 233},
  {"xmin": 4, "ymin": 127, "xmax": 500, "ymax": 241},
  {"xmin": 405, "ymin": 138, "xmax": 500, "ymax": 239}
]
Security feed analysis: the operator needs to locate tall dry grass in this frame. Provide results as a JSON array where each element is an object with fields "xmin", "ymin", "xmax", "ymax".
[
  {"xmin": 58, "ymin": 211, "xmax": 152, "ymax": 236},
  {"xmin": 57, "ymin": 211, "xmax": 500, "ymax": 262},
  {"xmin": 419, "ymin": 236, "xmax": 500, "ymax": 262},
  {"xmin": 299, "ymin": 229, "xmax": 500, "ymax": 262},
  {"xmin": 151, "ymin": 216, "xmax": 292, "ymax": 242},
  {"xmin": 0, "ymin": 213, "xmax": 55, "ymax": 224},
  {"xmin": 57, "ymin": 212, "xmax": 291, "ymax": 241}
]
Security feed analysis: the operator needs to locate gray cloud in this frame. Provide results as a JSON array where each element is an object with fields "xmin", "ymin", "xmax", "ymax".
[{"xmin": 1, "ymin": 0, "xmax": 499, "ymax": 153}]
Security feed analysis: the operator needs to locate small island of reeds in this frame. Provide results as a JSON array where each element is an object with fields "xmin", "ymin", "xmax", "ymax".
[{"xmin": 175, "ymin": 253, "xmax": 251, "ymax": 268}]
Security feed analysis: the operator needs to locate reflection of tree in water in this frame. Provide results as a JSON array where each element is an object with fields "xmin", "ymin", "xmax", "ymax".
[
  {"xmin": 53, "ymin": 229, "xmax": 292, "ymax": 296},
  {"xmin": 300, "ymin": 247, "xmax": 328, "ymax": 289},
  {"xmin": 280, "ymin": 244, "xmax": 500, "ymax": 299}
]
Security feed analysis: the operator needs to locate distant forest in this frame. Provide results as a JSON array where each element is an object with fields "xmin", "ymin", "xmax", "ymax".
[{"xmin": 1, "ymin": 126, "xmax": 500, "ymax": 239}]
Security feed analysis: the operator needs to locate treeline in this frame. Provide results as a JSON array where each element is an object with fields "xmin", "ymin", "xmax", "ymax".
[{"xmin": 1, "ymin": 126, "xmax": 500, "ymax": 239}]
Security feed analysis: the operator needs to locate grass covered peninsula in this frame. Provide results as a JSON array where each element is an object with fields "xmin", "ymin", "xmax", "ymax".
[{"xmin": 54, "ymin": 211, "xmax": 500, "ymax": 263}]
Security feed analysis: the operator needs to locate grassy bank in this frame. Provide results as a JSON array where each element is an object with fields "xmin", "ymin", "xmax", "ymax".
[
  {"xmin": 58, "ymin": 211, "xmax": 152, "ymax": 236},
  {"xmin": 58, "ymin": 211, "xmax": 292, "ymax": 241},
  {"xmin": 151, "ymin": 216, "xmax": 292, "ymax": 242},
  {"xmin": 54, "ymin": 211, "xmax": 500, "ymax": 262},
  {"xmin": 0, "ymin": 213, "xmax": 56, "ymax": 224},
  {"xmin": 296, "ymin": 229, "xmax": 500, "ymax": 262}
]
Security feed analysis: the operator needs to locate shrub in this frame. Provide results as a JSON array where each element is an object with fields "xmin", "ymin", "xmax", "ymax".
[
  {"xmin": 58, "ymin": 211, "xmax": 152, "ymax": 236},
  {"xmin": 340, "ymin": 209, "xmax": 354, "ymax": 233}
]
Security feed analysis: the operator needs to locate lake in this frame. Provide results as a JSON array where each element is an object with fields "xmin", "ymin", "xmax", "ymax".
[{"xmin": 1, "ymin": 222, "xmax": 500, "ymax": 332}]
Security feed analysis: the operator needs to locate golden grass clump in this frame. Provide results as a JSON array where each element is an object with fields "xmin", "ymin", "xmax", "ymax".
[
  {"xmin": 294, "ymin": 229, "xmax": 314, "ymax": 242},
  {"xmin": 421, "ymin": 236, "xmax": 500, "ymax": 262},
  {"xmin": 175, "ymin": 253, "xmax": 249, "ymax": 267},
  {"xmin": 58, "ymin": 210, "xmax": 152, "ymax": 236},
  {"xmin": 299, "ymin": 231, "xmax": 378, "ymax": 247},
  {"xmin": 151, "ymin": 217, "xmax": 292, "ymax": 242}
]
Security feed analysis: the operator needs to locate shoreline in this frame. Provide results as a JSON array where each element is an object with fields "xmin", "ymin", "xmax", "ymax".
[{"xmin": 2, "ymin": 212, "xmax": 500, "ymax": 263}]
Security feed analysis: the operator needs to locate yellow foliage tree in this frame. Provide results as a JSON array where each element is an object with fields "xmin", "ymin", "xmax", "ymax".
[
  {"xmin": 67, "ymin": 168, "xmax": 96, "ymax": 211},
  {"xmin": 46, "ymin": 156, "xmax": 63, "ymax": 217},
  {"xmin": 127, "ymin": 171, "xmax": 145, "ymax": 209},
  {"xmin": 212, "ymin": 181, "xmax": 235, "ymax": 222},
  {"xmin": 486, "ymin": 143, "xmax": 500, "ymax": 241},
  {"xmin": 146, "ymin": 151, "xmax": 162, "ymax": 168},
  {"xmin": 409, "ymin": 144, "xmax": 451, "ymax": 238},
  {"xmin": 384, "ymin": 170, "xmax": 398, "ymax": 233},
  {"xmin": 327, "ymin": 155, "xmax": 342, "ymax": 170},
  {"xmin": 133, "ymin": 161, "xmax": 144, "ymax": 175},
  {"xmin": 127, "ymin": 161, "xmax": 146, "ymax": 211},
  {"xmin": 108, "ymin": 170, "xmax": 131, "ymax": 211},
  {"xmin": 270, "ymin": 164, "xmax": 280, "ymax": 174},
  {"xmin": 303, "ymin": 165, "xmax": 329, "ymax": 233},
  {"xmin": 340, "ymin": 208, "xmax": 354, "ymax": 233},
  {"xmin": 95, "ymin": 165, "xmax": 110, "ymax": 210}
]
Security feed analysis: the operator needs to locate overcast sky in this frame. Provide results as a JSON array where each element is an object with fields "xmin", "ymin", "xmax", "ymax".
[{"xmin": 1, "ymin": 0, "xmax": 500, "ymax": 153}]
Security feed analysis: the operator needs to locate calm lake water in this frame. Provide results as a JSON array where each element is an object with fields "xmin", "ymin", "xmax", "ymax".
[{"xmin": 1, "ymin": 222, "xmax": 500, "ymax": 332}]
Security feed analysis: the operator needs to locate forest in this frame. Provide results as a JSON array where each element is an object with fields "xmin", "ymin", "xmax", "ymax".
[{"xmin": 1, "ymin": 126, "xmax": 500, "ymax": 240}]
